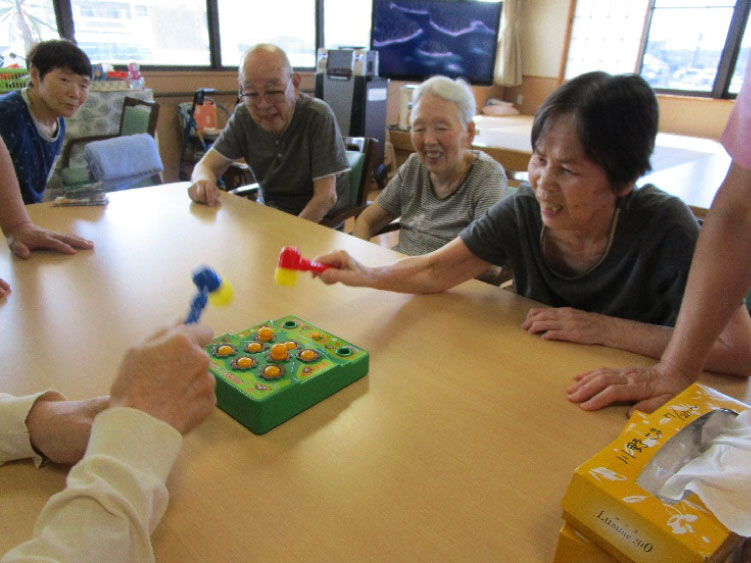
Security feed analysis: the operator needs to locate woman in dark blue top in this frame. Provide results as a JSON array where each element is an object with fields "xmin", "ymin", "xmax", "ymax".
[{"xmin": 0, "ymin": 39, "xmax": 92, "ymax": 203}]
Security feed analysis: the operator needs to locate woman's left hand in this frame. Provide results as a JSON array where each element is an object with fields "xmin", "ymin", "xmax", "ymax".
[{"xmin": 522, "ymin": 306, "xmax": 607, "ymax": 345}]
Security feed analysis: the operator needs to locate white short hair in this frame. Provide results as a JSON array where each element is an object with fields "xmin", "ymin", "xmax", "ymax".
[{"xmin": 410, "ymin": 75, "xmax": 476, "ymax": 125}]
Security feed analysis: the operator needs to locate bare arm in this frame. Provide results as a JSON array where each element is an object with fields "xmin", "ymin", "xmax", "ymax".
[
  {"xmin": 523, "ymin": 302, "xmax": 751, "ymax": 376},
  {"xmin": 24, "ymin": 392, "xmax": 109, "ymax": 464},
  {"xmin": 187, "ymin": 148, "xmax": 234, "ymax": 207},
  {"xmin": 353, "ymin": 201, "xmax": 397, "ymax": 241},
  {"xmin": 298, "ymin": 174, "xmax": 338, "ymax": 222},
  {"xmin": 662, "ymin": 162, "xmax": 751, "ymax": 375},
  {"xmin": 0, "ymin": 137, "xmax": 31, "ymax": 234},
  {"xmin": 0, "ymin": 137, "xmax": 93, "ymax": 258},
  {"xmin": 316, "ymin": 237, "xmax": 491, "ymax": 294}
]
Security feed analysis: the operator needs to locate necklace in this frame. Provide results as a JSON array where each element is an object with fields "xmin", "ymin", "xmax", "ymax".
[{"xmin": 540, "ymin": 206, "xmax": 621, "ymax": 279}]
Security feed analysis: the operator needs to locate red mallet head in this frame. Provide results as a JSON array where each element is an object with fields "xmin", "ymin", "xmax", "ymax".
[
  {"xmin": 277, "ymin": 246, "xmax": 331, "ymax": 273},
  {"xmin": 275, "ymin": 246, "xmax": 332, "ymax": 286},
  {"xmin": 277, "ymin": 246, "xmax": 303, "ymax": 270}
]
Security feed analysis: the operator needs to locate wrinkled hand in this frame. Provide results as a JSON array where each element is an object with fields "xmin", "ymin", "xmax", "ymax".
[
  {"xmin": 314, "ymin": 250, "xmax": 371, "ymax": 287},
  {"xmin": 6, "ymin": 222, "xmax": 93, "ymax": 259},
  {"xmin": 187, "ymin": 180, "xmax": 221, "ymax": 207},
  {"xmin": 522, "ymin": 306, "xmax": 606, "ymax": 345},
  {"xmin": 109, "ymin": 323, "xmax": 216, "ymax": 434},
  {"xmin": 0, "ymin": 277, "xmax": 9, "ymax": 299},
  {"xmin": 567, "ymin": 361, "xmax": 694, "ymax": 415},
  {"xmin": 25, "ymin": 392, "xmax": 109, "ymax": 465}
]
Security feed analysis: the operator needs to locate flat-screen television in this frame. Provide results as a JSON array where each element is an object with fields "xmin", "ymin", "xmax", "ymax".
[{"xmin": 370, "ymin": 0, "xmax": 503, "ymax": 85}]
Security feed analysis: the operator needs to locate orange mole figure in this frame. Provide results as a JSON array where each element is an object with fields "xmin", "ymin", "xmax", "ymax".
[
  {"xmin": 270, "ymin": 343, "xmax": 288, "ymax": 361},
  {"xmin": 236, "ymin": 356, "xmax": 255, "ymax": 369},
  {"xmin": 216, "ymin": 345, "xmax": 235, "ymax": 356},
  {"xmin": 257, "ymin": 327, "xmax": 274, "ymax": 341},
  {"xmin": 263, "ymin": 365, "xmax": 282, "ymax": 379},
  {"xmin": 300, "ymin": 349, "xmax": 317, "ymax": 361}
]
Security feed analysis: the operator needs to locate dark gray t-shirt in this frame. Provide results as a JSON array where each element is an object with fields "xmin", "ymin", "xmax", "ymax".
[
  {"xmin": 212, "ymin": 92, "xmax": 349, "ymax": 216},
  {"xmin": 459, "ymin": 183, "xmax": 700, "ymax": 326}
]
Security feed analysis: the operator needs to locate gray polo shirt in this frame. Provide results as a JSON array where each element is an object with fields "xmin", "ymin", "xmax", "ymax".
[{"xmin": 212, "ymin": 92, "xmax": 349, "ymax": 216}]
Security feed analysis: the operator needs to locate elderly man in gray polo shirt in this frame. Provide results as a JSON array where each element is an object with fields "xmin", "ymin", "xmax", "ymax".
[{"xmin": 188, "ymin": 44, "xmax": 349, "ymax": 223}]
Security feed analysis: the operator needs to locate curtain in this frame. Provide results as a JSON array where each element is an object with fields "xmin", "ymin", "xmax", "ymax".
[{"xmin": 494, "ymin": 0, "xmax": 522, "ymax": 87}]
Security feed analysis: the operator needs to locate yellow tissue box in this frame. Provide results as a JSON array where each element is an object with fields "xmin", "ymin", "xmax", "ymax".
[
  {"xmin": 554, "ymin": 522, "xmax": 617, "ymax": 562},
  {"xmin": 561, "ymin": 383, "xmax": 748, "ymax": 563}
]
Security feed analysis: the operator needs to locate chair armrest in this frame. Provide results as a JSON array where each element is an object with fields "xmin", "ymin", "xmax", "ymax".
[
  {"xmin": 374, "ymin": 219, "xmax": 401, "ymax": 235},
  {"xmin": 62, "ymin": 134, "xmax": 118, "ymax": 167},
  {"xmin": 227, "ymin": 182, "xmax": 259, "ymax": 201},
  {"xmin": 320, "ymin": 203, "xmax": 372, "ymax": 229}
]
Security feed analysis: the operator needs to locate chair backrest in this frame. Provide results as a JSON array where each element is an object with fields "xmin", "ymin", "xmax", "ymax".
[
  {"xmin": 345, "ymin": 151, "xmax": 366, "ymax": 207},
  {"xmin": 119, "ymin": 97, "xmax": 159, "ymax": 137},
  {"xmin": 343, "ymin": 136, "xmax": 378, "ymax": 208}
]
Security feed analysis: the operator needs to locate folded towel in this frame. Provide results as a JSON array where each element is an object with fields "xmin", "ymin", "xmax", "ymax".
[{"xmin": 84, "ymin": 133, "xmax": 163, "ymax": 190}]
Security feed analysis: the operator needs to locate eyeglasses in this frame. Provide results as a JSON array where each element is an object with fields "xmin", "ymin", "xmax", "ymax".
[{"xmin": 239, "ymin": 78, "xmax": 292, "ymax": 105}]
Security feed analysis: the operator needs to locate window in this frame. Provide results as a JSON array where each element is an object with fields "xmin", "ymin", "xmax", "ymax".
[
  {"xmin": 565, "ymin": 0, "xmax": 750, "ymax": 99},
  {"xmin": 217, "ymin": 0, "xmax": 316, "ymax": 70},
  {"xmin": 71, "ymin": 0, "xmax": 210, "ymax": 65},
  {"xmin": 323, "ymin": 0, "xmax": 371, "ymax": 51},
  {"xmin": 729, "ymin": 4, "xmax": 751, "ymax": 93},
  {"xmin": 565, "ymin": 0, "xmax": 649, "ymax": 79},
  {"xmin": 640, "ymin": 0, "xmax": 749, "ymax": 96},
  {"xmin": 0, "ymin": 0, "xmax": 59, "ymax": 64}
]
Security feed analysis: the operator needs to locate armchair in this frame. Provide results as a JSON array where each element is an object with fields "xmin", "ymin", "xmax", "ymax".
[
  {"xmin": 319, "ymin": 136, "xmax": 379, "ymax": 229},
  {"xmin": 61, "ymin": 97, "xmax": 161, "ymax": 191}
]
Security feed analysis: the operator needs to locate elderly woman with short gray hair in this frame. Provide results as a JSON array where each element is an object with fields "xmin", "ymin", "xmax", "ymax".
[{"xmin": 354, "ymin": 75, "xmax": 508, "ymax": 255}]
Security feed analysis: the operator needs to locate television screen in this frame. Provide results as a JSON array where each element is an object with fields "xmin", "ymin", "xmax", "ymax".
[{"xmin": 370, "ymin": 0, "xmax": 502, "ymax": 85}]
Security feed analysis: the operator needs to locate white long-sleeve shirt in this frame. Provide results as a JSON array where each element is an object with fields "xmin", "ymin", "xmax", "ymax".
[{"xmin": 0, "ymin": 393, "xmax": 182, "ymax": 563}]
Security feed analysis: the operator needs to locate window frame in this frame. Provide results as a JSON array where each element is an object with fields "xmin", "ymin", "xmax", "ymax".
[
  {"xmin": 51, "ymin": 0, "xmax": 327, "ymax": 71},
  {"xmin": 638, "ymin": 0, "xmax": 751, "ymax": 99}
]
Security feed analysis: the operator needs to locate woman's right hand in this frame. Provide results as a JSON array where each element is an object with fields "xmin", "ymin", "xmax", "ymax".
[{"xmin": 314, "ymin": 250, "xmax": 372, "ymax": 287}]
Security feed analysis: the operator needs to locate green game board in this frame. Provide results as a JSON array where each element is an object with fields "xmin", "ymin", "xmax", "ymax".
[{"xmin": 207, "ymin": 315, "xmax": 369, "ymax": 434}]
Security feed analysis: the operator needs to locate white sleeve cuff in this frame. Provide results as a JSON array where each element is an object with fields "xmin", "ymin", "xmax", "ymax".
[
  {"xmin": 86, "ymin": 408, "xmax": 183, "ymax": 483},
  {"xmin": 0, "ymin": 391, "xmax": 60, "ymax": 467}
]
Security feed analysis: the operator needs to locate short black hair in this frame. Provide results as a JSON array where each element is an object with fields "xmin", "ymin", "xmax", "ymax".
[
  {"xmin": 531, "ymin": 71, "xmax": 658, "ymax": 190},
  {"xmin": 27, "ymin": 39, "xmax": 92, "ymax": 80}
]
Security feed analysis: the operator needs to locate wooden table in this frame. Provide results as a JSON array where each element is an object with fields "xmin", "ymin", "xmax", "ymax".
[
  {"xmin": 1, "ymin": 184, "xmax": 747, "ymax": 562},
  {"xmin": 389, "ymin": 115, "xmax": 731, "ymax": 218}
]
